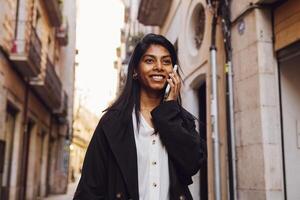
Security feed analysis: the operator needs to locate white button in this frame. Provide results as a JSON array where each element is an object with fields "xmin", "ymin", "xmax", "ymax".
[{"xmin": 179, "ymin": 195, "xmax": 186, "ymax": 200}]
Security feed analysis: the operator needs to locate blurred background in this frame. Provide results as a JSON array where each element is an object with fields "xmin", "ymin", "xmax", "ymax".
[{"xmin": 0, "ymin": 0, "xmax": 299, "ymax": 199}]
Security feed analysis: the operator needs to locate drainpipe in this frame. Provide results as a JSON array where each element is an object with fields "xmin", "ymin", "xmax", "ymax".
[
  {"xmin": 210, "ymin": 12, "xmax": 222, "ymax": 200},
  {"xmin": 226, "ymin": 59, "xmax": 237, "ymax": 200},
  {"xmin": 219, "ymin": 0, "xmax": 237, "ymax": 199}
]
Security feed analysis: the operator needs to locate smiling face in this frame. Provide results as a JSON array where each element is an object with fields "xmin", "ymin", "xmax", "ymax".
[{"xmin": 136, "ymin": 44, "xmax": 174, "ymax": 96}]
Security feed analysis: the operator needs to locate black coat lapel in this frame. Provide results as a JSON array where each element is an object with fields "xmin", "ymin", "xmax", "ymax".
[{"xmin": 102, "ymin": 115, "xmax": 139, "ymax": 199}]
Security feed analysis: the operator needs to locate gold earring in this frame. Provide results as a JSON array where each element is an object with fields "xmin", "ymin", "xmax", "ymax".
[{"xmin": 133, "ymin": 72, "xmax": 138, "ymax": 80}]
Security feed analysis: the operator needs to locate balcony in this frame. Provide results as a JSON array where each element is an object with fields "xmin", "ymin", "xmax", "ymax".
[
  {"xmin": 126, "ymin": 33, "xmax": 144, "ymax": 55},
  {"xmin": 56, "ymin": 17, "xmax": 68, "ymax": 46},
  {"xmin": 9, "ymin": 23, "xmax": 42, "ymax": 77},
  {"xmin": 54, "ymin": 91, "xmax": 68, "ymax": 117},
  {"xmin": 43, "ymin": 0, "xmax": 63, "ymax": 27},
  {"xmin": 138, "ymin": 0, "xmax": 172, "ymax": 26},
  {"xmin": 31, "ymin": 57, "xmax": 62, "ymax": 110}
]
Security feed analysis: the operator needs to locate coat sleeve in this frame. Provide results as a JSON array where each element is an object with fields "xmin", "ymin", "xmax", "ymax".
[
  {"xmin": 73, "ymin": 121, "xmax": 108, "ymax": 200},
  {"xmin": 151, "ymin": 100, "xmax": 206, "ymax": 185}
]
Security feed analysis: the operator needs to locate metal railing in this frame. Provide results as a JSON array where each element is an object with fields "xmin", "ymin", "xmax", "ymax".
[
  {"xmin": 28, "ymin": 26, "xmax": 42, "ymax": 70},
  {"xmin": 10, "ymin": 21, "xmax": 42, "ymax": 76},
  {"xmin": 46, "ymin": 57, "xmax": 62, "ymax": 107}
]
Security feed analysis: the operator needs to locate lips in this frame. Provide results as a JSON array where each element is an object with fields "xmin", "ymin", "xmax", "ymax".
[{"xmin": 150, "ymin": 74, "xmax": 165, "ymax": 81}]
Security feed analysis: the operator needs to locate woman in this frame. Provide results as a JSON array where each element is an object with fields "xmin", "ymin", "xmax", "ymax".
[{"xmin": 74, "ymin": 33, "xmax": 206, "ymax": 200}]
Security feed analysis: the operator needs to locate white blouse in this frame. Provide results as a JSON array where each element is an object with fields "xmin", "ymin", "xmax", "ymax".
[{"xmin": 132, "ymin": 111, "xmax": 170, "ymax": 200}]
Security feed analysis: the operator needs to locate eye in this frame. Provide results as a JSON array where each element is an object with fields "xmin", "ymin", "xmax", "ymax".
[
  {"xmin": 162, "ymin": 59, "xmax": 172, "ymax": 65},
  {"xmin": 145, "ymin": 58, "xmax": 154, "ymax": 64}
]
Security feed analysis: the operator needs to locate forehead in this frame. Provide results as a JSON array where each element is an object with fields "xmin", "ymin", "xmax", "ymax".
[{"xmin": 143, "ymin": 44, "xmax": 171, "ymax": 57}]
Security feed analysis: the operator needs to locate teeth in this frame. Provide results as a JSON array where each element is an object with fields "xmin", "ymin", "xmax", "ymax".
[{"xmin": 152, "ymin": 76, "xmax": 163, "ymax": 81}]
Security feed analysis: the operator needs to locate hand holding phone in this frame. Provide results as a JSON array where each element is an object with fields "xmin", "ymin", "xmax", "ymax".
[{"xmin": 164, "ymin": 64, "xmax": 178, "ymax": 100}]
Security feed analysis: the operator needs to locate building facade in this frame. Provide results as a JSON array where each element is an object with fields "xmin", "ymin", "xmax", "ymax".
[
  {"xmin": 0, "ymin": 0, "xmax": 76, "ymax": 199},
  {"xmin": 70, "ymin": 103, "xmax": 99, "ymax": 182},
  {"xmin": 115, "ymin": 0, "xmax": 159, "ymax": 94},
  {"xmin": 119, "ymin": 0, "xmax": 300, "ymax": 199}
]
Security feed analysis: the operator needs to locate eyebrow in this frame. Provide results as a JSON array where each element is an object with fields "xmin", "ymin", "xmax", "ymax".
[{"xmin": 142, "ymin": 54, "xmax": 171, "ymax": 59}]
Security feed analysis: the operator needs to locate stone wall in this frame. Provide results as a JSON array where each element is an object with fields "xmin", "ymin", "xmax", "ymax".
[{"xmin": 231, "ymin": 3, "xmax": 284, "ymax": 199}]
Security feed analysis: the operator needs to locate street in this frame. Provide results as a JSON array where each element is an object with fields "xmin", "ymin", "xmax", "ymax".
[{"xmin": 43, "ymin": 178, "xmax": 79, "ymax": 200}]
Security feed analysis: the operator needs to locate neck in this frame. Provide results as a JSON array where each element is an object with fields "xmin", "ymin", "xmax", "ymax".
[{"xmin": 139, "ymin": 89, "xmax": 162, "ymax": 111}]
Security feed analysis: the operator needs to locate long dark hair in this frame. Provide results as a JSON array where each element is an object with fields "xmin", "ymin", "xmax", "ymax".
[{"xmin": 105, "ymin": 33, "xmax": 181, "ymax": 126}]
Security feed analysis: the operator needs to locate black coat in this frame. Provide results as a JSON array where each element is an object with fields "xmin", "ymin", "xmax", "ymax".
[{"xmin": 74, "ymin": 101, "xmax": 206, "ymax": 200}]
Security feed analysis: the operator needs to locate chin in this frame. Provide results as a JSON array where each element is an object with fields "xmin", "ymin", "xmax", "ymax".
[
  {"xmin": 150, "ymin": 84, "xmax": 165, "ymax": 91},
  {"xmin": 147, "ymin": 86, "xmax": 164, "ymax": 94}
]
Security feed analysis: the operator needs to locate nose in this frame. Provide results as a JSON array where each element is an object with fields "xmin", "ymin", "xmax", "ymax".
[{"xmin": 154, "ymin": 61, "xmax": 163, "ymax": 71}]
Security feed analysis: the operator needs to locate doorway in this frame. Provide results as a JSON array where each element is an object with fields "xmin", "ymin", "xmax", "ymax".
[
  {"xmin": 1, "ymin": 105, "xmax": 18, "ymax": 200},
  {"xmin": 278, "ymin": 42, "xmax": 300, "ymax": 199},
  {"xmin": 38, "ymin": 129, "xmax": 48, "ymax": 198},
  {"xmin": 198, "ymin": 82, "xmax": 208, "ymax": 200},
  {"xmin": 19, "ymin": 119, "xmax": 35, "ymax": 200}
]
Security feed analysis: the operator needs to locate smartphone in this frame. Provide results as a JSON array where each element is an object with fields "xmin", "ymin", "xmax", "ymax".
[{"xmin": 164, "ymin": 64, "xmax": 178, "ymax": 100}]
